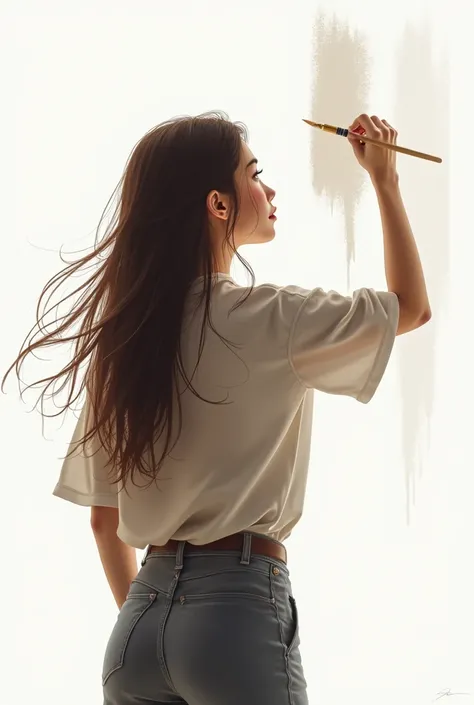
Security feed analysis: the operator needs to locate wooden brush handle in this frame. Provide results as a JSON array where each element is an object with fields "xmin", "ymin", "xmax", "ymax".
[{"xmin": 348, "ymin": 130, "xmax": 442, "ymax": 164}]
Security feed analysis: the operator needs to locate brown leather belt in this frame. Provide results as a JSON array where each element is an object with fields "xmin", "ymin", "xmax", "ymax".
[{"xmin": 148, "ymin": 532, "xmax": 287, "ymax": 564}]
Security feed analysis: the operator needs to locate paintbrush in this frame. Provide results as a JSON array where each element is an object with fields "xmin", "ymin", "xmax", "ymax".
[{"xmin": 303, "ymin": 119, "xmax": 442, "ymax": 164}]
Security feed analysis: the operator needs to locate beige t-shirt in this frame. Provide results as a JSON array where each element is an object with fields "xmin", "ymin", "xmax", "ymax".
[{"xmin": 53, "ymin": 274, "xmax": 399, "ymax": 549}]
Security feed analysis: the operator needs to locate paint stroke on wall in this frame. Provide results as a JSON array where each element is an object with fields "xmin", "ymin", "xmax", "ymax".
[
  {"xmin": 309, "ymin": 13, "xmax": 370, "ymax": 288},
  {"xmin": 393, "ymin": 22, "xmax": 450, "ymax": 523}
]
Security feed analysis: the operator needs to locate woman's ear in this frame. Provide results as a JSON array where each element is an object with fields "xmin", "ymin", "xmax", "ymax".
[{"xmin": 206, "ymin": 190, "xmax": 229, "ymax": 220}]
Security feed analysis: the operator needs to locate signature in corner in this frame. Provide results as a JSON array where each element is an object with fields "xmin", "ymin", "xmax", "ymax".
[{"xmin": 434, "ymin": 689, "xmax": 471, "ymax": 701}]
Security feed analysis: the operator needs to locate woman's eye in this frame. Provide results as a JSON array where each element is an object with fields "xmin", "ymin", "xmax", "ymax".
[{"xmin": 253, "ymin": 169, "xmax": 263, "ymax": 180}]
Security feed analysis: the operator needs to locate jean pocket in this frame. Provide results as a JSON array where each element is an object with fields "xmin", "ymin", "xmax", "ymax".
[
  {"xmin": 275, "ymin": 593, "xmax": 300, "ymax": 655},
  {"xmin": 286, "ymin": 595, "xmax": 300, "ymax": 654},
  {"xmin": 102, "ymin": 589, "xmax": 157, "ymax": 686}
]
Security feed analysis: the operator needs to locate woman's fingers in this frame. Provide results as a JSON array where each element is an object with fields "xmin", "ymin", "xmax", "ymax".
[
  {"xmin": 350, "ymin": 114, "xmax": 380, "ymax": 138},
  {"xmin": 370, "ymin": 115, "xmax": 390, "ymax": 141},
  {"xmin": 381, "ymin": 119, "xmax": 398, "ymax": 143},
  {"xmin": 347, "ymin": 114, "xmax": 399, "ymax": 180}
]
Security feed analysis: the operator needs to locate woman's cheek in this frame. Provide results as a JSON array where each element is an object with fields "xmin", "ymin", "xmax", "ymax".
[{"xmin": 251, "ymin": 182, "xmax": 267, "ymax": 210}]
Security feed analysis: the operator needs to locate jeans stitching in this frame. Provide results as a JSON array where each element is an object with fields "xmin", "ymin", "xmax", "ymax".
[
  {"xmin": 102, "ymin": 593, "xmax": 157, "ymax": 685},
  {"xmin": 270, "ymin": 571, "xmax": 295, "ymax": 705},
  {"xmin": 157, "ymin": 574, "xmax": 181, "ymax": 693},
  {"xmin": 178, "ymin": 591, "xmax": 276, "ymax": 605},
  {"xmin": 131, "ymin": 578, "xmax": 168, "ymax": 597},
  {"xmin": 285, "ymin": 596, "xmax": 301, "ymax": 704},
  {"xmin": 179, "ymin": 566, "xmax": 271, "ymax": 583},
  {"xmin": 287, "ymin": 596, "xmax": 299, "ymax": 654}
]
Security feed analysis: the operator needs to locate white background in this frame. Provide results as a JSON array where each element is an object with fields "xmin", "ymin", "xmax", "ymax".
[{"xmin": 1, "ymin": 1, "xmax": 472, "ymax": 704}]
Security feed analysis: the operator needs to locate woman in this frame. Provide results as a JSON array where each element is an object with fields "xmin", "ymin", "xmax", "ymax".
[{"xmin": 3, "ymin": 111, "xmax": 431, "ymax": 704}]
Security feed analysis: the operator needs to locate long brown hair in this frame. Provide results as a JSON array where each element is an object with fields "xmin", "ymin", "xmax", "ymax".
[{"xmin": 2, "ymin": 111, "xmax": 256, "ymax": 490}]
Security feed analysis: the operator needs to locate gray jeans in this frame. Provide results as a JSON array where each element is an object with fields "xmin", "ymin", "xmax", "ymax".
[{"xmin": 102, "ymin": 533, "xmax": 308, "ymax": 704}]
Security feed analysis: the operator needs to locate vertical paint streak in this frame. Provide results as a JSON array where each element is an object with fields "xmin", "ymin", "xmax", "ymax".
[
  {"xmin": 309, "ymin": 13, "xmax": 370, "ymax": 289},
  {"xmin": 393, "ymin": 22, "xmax": 450, "ymax": 523}
]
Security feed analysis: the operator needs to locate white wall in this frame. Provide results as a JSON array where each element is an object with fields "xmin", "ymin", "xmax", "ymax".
[{"xmin": 2, "ymin": 1, "xmax": 471, "ymax": 704}]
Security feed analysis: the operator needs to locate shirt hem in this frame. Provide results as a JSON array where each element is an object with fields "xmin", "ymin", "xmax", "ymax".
[
  {"xmin": 356, "ymin": 292, "xmax": 399, "ymax": 403},
  {"xmin": 52, "ymin": 484, "xmax": 119, "ymax": 508}
]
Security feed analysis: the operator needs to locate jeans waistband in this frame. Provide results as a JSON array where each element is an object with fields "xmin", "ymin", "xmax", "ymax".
[{"xmin": 142, "ymin": 532, "xmax": 287, "ymax": 570}]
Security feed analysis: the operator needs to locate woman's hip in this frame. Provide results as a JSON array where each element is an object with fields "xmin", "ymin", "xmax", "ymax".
[{"xmin": 102, "ymin": 535, "xmax": 308, "ymax": 704}]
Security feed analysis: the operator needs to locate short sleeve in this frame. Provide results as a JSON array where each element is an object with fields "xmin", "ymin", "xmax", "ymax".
[
  {"xmin": 288, "ymin": 287, "xmax": 399, "ymax": 403},
  {"xmin": 53, "ymin": 402, "xmax": 119, "ymax": 508}
]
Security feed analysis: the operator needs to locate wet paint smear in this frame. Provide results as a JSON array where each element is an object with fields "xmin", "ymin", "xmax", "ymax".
[
  {"xmin": 393, "ymin": 22, "xmax": 450, "ymax": 524},
  {"xmin": 309, "ymin": 13, "xmax": 370, "ymax": 289}
]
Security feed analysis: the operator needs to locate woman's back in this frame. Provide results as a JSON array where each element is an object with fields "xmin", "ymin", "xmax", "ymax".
[{"xmin": 54, "ymin": 272, "xmax": 398, "ymax": 550}]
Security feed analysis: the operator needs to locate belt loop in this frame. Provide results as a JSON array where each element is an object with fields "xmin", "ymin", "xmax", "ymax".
[
  {"xmin": 175, "ymin": 541, "xmax": 186, "ymax": 571},
  {"xmin": 240, "ymin": 532, "xmax": 252, "ymax": 565},
  {"xmin": 141, "ymin": 545, "xmax": 151, "ymax": 567}
]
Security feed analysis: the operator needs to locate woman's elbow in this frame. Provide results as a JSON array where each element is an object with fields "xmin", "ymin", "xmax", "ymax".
[{"xmin": 396, "ymin": 306, "xmax": 432, "ymax": 335}]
